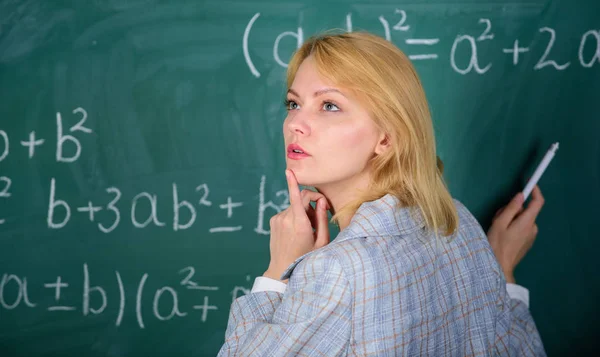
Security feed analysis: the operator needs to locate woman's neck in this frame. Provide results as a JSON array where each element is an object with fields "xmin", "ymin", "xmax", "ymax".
[{"xmin": 314, "ymin": 173, "xmax": 372, "ymax": 231}]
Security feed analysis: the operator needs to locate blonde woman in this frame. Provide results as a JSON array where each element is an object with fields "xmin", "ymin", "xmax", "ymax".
[{"xmin": 218, "ymin": 32, "xmax": 546, "ymax": 356}]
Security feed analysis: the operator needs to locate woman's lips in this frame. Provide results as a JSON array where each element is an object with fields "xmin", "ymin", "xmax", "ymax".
[
  {"xmin": 287, "ymin": 151, "xmax": 310, "ymax": 160},
  {"xmin": 287, "ymin": 143, "xmax": 310, "ymax": 160}
]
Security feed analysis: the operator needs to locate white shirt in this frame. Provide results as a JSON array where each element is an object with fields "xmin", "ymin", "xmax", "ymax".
[{"xmin": 251, "ymin": 277, "xmax": 530, "ymax": 308}]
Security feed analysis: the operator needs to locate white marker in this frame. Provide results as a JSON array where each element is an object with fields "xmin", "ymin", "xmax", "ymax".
[{"xmin": 522, "ymin": 142, "xmax": 559, "ymax": 200}]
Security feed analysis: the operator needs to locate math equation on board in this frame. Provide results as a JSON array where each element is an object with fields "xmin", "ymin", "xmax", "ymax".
[
  {"xmin": 1, "ymin": 264, "xmax": 252, "ymax": 327},
  {"xmin": 0, "ymin": 108, "xmax": 290, "ymax": 233},
  {"xmin": 242, "ymin": 11, "xmax": 600, "ymax": 78}
]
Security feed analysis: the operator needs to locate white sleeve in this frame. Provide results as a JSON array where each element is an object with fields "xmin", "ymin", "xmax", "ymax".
[
  {"xmin": 251, "ymin": 276, "xmax": 288, "ymax": 294},
  {"xmin": 506, "ymin": 283, "xmax": 530, "ymax": 307}
]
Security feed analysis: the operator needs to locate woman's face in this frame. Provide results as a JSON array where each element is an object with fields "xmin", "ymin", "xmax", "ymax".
[{"xmin": 283, "ymin": 56, "xmax": 386, "ymax": 188}]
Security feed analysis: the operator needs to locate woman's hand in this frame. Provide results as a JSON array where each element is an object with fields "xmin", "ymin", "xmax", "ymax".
[
  {"xmin": 263, "ymin": 169, "xmax": 331, "ymax": 281},
  {"xmin": 487, "ymin": 186, "xmax": 545, "ymax": 284}
]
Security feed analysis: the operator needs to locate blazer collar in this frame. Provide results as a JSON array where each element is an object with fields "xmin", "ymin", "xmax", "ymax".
[{"xmin": 281, "ymin": 194, "xmax": 426, "ymax": 280}]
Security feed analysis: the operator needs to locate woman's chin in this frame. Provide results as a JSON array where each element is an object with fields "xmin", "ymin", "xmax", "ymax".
[{"xmin": 286, "ymin": 168, "xmax": 309, "ymax": 186}]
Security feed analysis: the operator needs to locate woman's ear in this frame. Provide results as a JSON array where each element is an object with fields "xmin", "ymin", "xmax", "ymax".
[{"xmin": 374, "ymin": 133, "xmax": 391, "ymax": 155}]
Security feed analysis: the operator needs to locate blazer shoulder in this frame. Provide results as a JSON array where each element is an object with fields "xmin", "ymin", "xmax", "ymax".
[
  {"xmin": 286, "ymin": 245, "xmax": 349, "ymax": 286},
  {"xmin": 452, "ymin": 198, "xmax": 487, "ymax": 236}
]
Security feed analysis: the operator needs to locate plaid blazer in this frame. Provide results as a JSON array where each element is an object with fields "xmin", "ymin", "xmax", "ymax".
[{"xmin": 218, "ymin": 194, "xmax": 546, "ymax": 356}]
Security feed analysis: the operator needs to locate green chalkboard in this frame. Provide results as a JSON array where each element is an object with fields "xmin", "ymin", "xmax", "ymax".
[{"xmin": 1, "ymin": 0, "xmax": 598, "ymax": 355}]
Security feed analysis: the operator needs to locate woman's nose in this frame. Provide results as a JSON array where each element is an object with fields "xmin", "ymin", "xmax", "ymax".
[{"xmin": 285, "ymin": 112, "xmax": 311, "ymax": 136}]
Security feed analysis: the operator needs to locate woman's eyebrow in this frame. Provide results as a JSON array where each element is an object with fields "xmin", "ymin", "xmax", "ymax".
[
  {"xmin": 287, "ymin": 88, "xmax": 347, "ymax": 98},
  {"xmin": 286, "ymin": 89, "xmax": 300, "ymax": 97},
  {"xmin": 314, "ymin": 88, "xmax": 346, "ymax": 98}
]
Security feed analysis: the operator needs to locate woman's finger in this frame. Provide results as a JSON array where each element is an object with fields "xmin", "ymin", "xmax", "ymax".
[
  {"xmin": 495, "ymin": 192, "xmax": 524, "ymax": 228},
  {"xmin": 532, "ymin": 223, "xmax": 539, "ymax": 237},
  {"xmin": 285, "ymin": 170, "xmax": 305, "ymax": 217},
  {"xmin": 301, "ymin": 190, "xmax": 330, "ymax": 211},
  {"xmin": 315, "ymin": 198, "xmax": 330, "ymax": 247},
  {"xmin": 302, "ymin": 191, "xmax": 329, "ymax": 229},
  {"xmin": 306, "ymin": 204, "xmax": 317, "ymax": 229},
  {"xmin": 513, "ymin": 185, "xmax": 544, "ymax": 228},
  {"xmin": 494, "ymin": 206, "xmax": 505, "ymax": 219}
]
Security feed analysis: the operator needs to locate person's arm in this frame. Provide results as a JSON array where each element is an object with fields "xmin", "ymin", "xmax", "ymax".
[
  {"xmin": 487, "ymin": 185, "xmax": 547, "ymax": 356},
  {"xmin": 217, "ymin": 253, "xmax": 351, "ymax": 357}
]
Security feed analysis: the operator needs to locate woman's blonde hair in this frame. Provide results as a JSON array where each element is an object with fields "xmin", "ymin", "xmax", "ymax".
[{"xmin": 287, "ymin": 31, "xmax": 458, "ymax": 236}]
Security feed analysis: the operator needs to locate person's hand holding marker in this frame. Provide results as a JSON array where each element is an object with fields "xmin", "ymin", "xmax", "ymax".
[
  {"xmin": 487, "ymin": 142, "xmax": 557, "ymax": 283},
  {"xmin": 263, "ymin": 169, "xmax": 331, "ymax": 282},
  {"xmin": 487, "ymin": 186, "xmax": 545, "ymax": 284}
]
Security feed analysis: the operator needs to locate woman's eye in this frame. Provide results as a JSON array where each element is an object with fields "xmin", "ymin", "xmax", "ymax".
[
  {"xmin": 286, "ymin": 100, "xmax": 299, "ymax": 110},
  {"xmin": 323, "ymin": 102, "xmax": 340, "ymax": 112}
]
